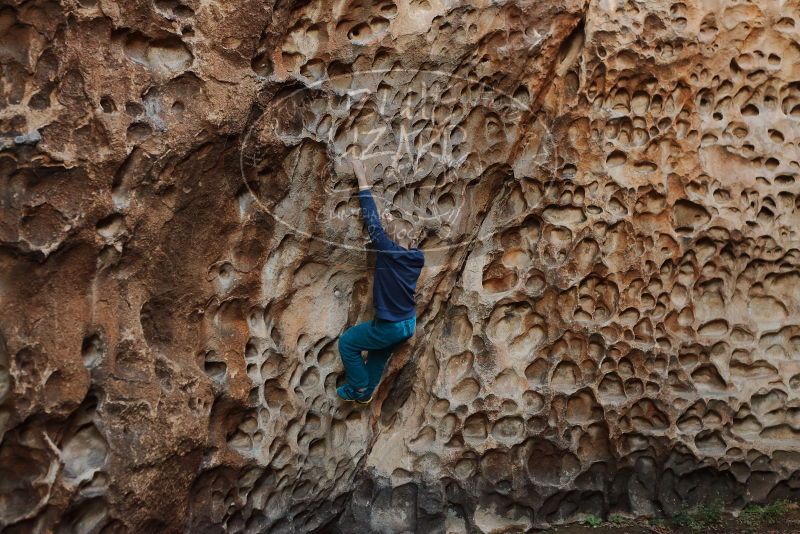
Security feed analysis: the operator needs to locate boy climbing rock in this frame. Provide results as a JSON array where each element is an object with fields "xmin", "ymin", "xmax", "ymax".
[{"xmin": 336, "ymin": 157, "xmax": 425, "ymax": 404}]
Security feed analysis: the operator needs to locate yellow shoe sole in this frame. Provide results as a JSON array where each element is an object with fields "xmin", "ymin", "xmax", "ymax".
[{"xmin": 338, "ymin": 390, "xmax": 373, "ymax": 404}]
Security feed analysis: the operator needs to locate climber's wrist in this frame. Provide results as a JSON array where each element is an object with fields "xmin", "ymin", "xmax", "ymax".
[{"xmin": 355, "ymin": 173, "xmax": 370, "ymax": 190}]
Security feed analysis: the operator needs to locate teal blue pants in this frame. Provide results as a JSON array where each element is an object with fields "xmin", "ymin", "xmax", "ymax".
[{"xmin": 338, "ymin": 316, "xmax": 416, "ymax": 391}]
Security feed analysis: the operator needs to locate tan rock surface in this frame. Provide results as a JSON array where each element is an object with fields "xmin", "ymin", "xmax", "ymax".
[{"xmin": 2, "ymin": 0, "xmax": 800, "ymax": 532}]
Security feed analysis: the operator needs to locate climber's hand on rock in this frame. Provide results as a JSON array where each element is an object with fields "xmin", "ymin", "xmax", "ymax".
[
  {"xmin": 349, "ymin": 157, "xmax": 370, "ymax": 190},
  {"xmin": 351, "ymin": 158, "xmax": 366, "ymax": 178}
]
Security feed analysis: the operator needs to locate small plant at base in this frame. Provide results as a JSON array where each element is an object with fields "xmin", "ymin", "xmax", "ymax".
[
  {"xmin": 608, "ymin": 514, "xmax": 627, "ymax": 525},
  {"xmin": 583, "ymin": 514, "xmax": 603, "ymax": 528},
  {"xmin": 672, "ymin": 500, "xmax": 723, "ymax": 531},
  {"xmin": 739, "ymin": 499, "xmax": 790, "ymax": 527}
]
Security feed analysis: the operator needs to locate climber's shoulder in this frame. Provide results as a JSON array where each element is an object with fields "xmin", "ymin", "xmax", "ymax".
[
  {"xmin": 382, "ymin": 244, "xmax": 424, "ymax": 267},
  {"xmin": 407, "ymin": 247, "xmax": 425, "ymax": 267}
]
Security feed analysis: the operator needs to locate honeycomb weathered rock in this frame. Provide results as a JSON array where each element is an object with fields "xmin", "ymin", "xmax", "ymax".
[{"xmin": 3, "ymin": 0, "xmax": 800, "ymax": 532}]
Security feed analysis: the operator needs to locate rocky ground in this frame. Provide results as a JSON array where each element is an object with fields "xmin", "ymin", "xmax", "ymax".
[{"xmin": 548, "ymin": 501, "xmax": 800, "ymax": 534}]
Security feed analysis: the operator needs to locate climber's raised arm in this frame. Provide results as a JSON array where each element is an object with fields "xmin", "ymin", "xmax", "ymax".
[{"xmin": 350, "ymin": 158, "xmax": 394, "ymax": 250}]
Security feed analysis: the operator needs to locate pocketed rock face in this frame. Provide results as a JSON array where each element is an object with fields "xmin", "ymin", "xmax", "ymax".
[{"xmin": 3, "ymin": 0, "xmax": 800, "ymax": 532}]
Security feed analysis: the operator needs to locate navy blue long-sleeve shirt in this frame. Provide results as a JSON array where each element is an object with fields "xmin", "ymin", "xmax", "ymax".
[{"xmin": 358, "ymin": 189, "xmax": 424, "ymax": 321}]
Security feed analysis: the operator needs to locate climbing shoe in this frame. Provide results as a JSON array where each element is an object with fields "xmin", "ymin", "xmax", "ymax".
[{"xmin": 336, "ymin": 384, "xmax": 373, "ymax": 404}]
